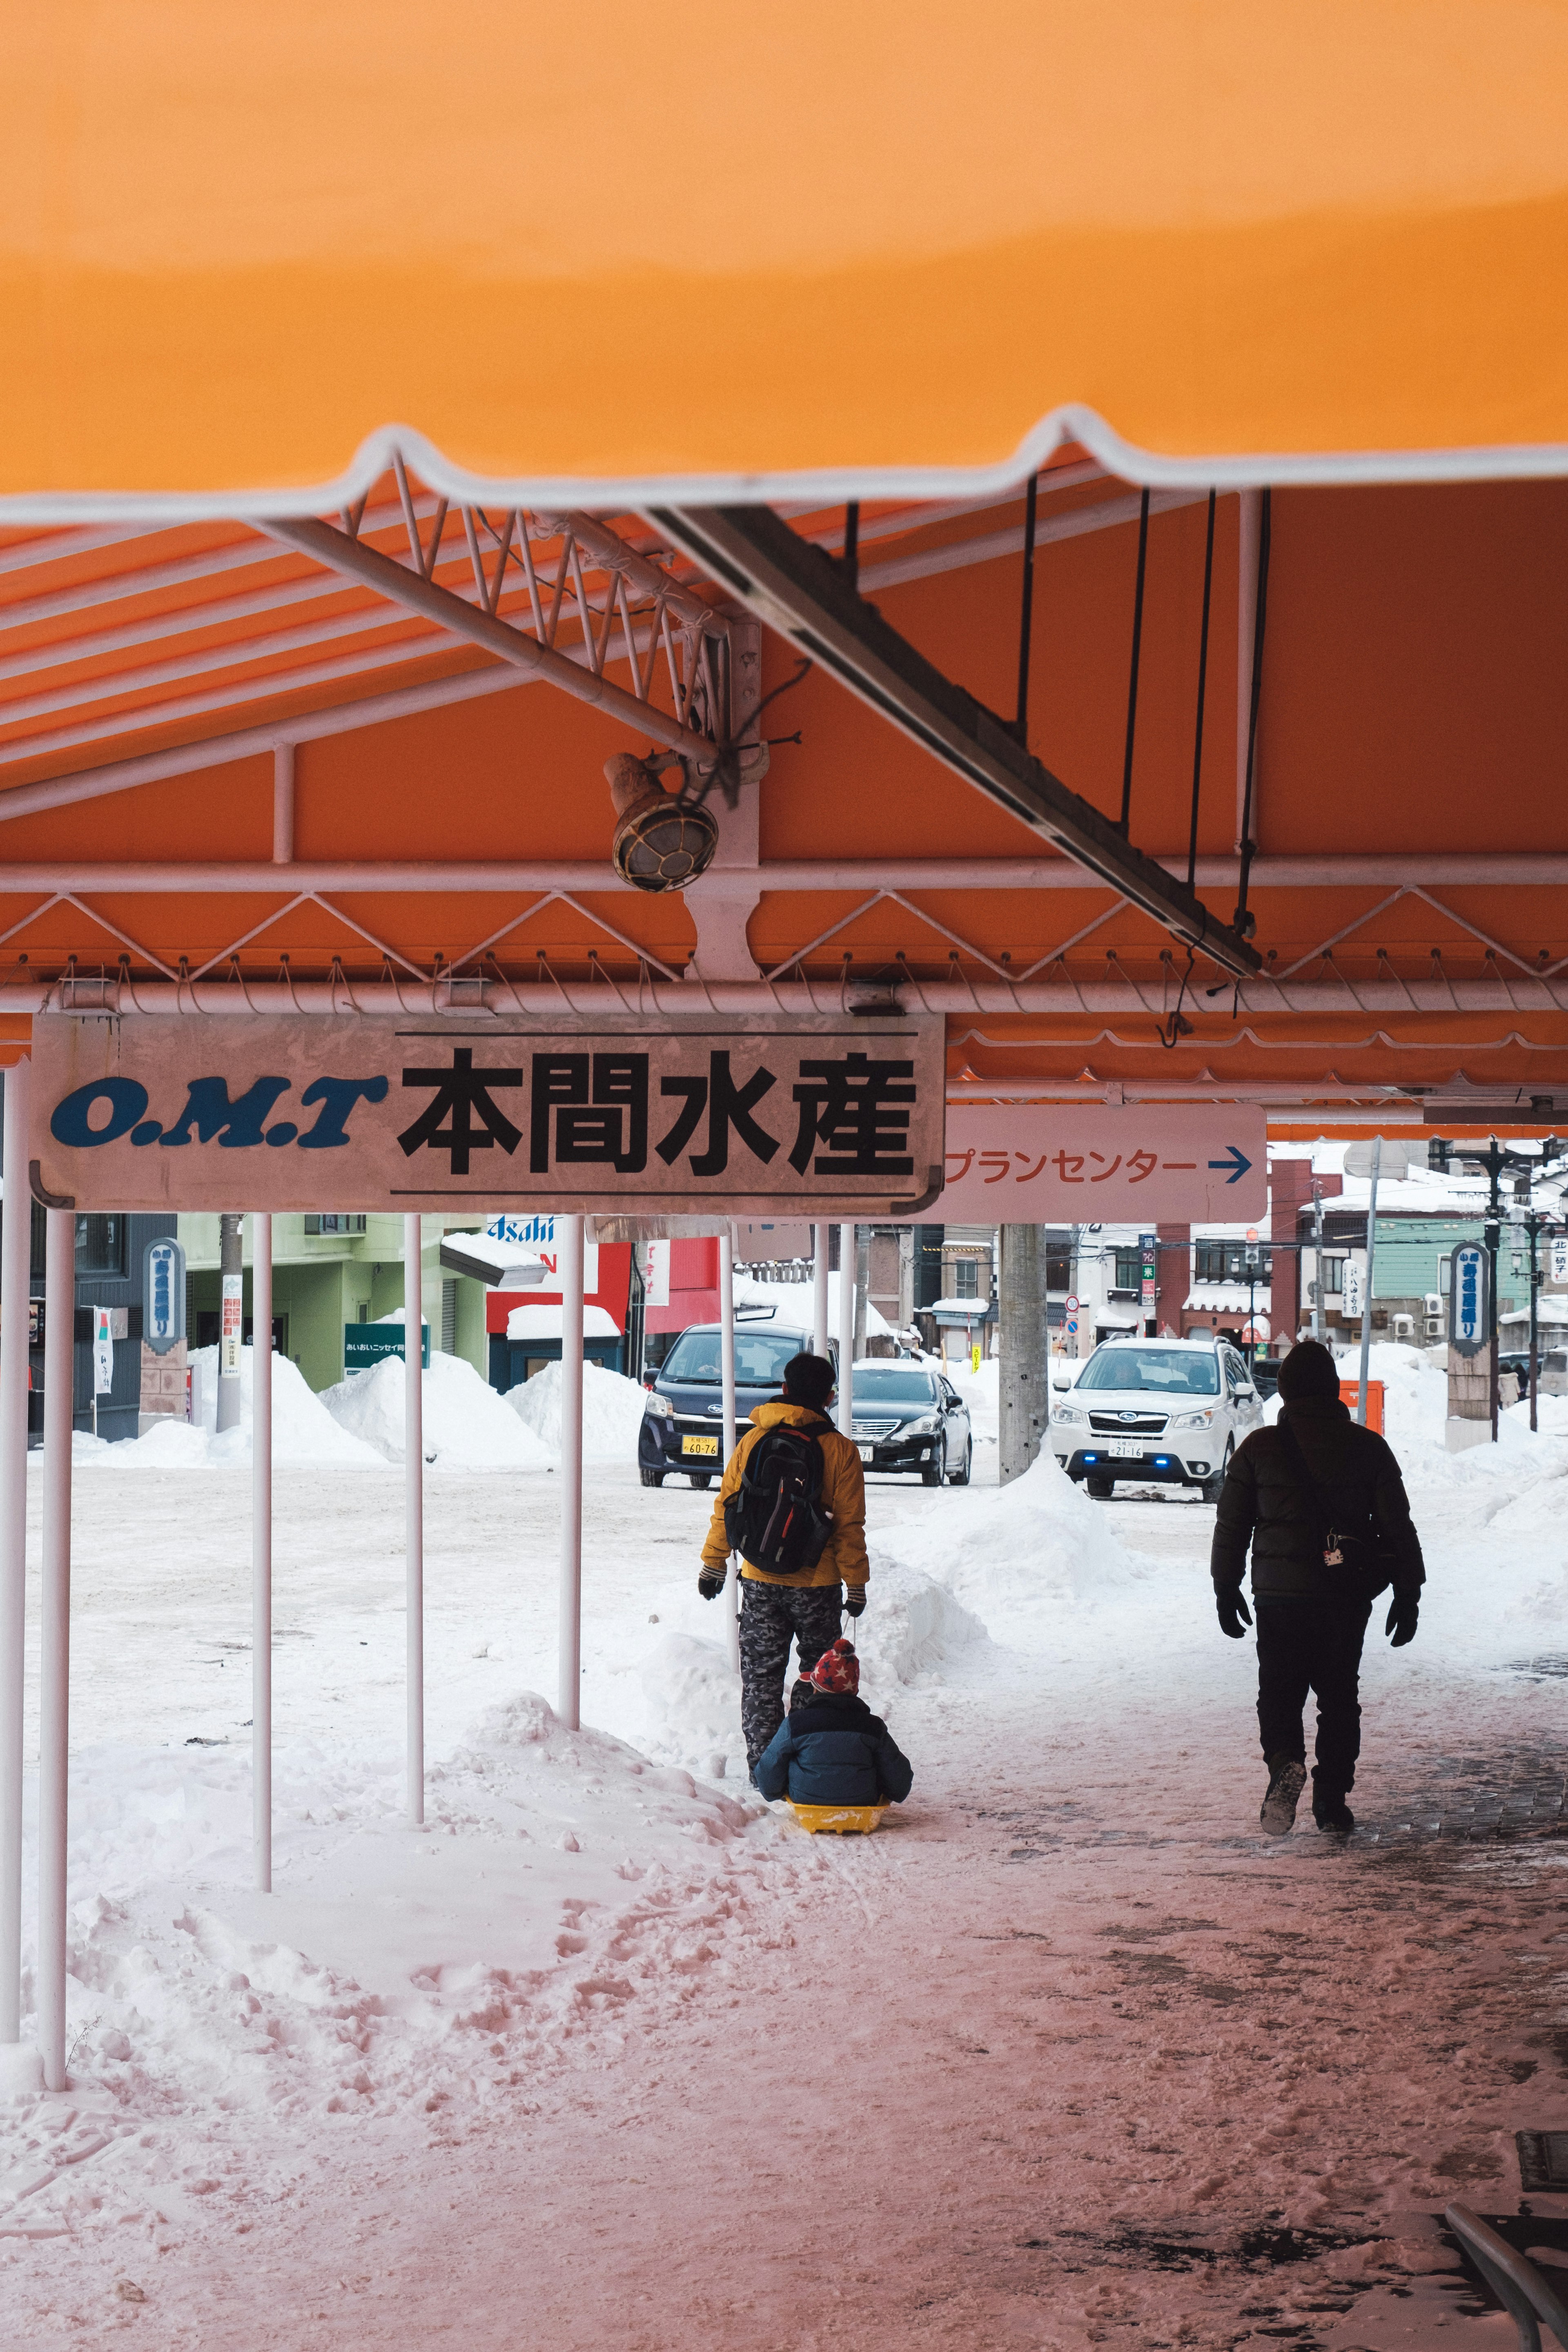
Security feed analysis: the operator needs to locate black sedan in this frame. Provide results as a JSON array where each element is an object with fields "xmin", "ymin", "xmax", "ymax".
[{"xmin": 849, "ymin": 1361, "xmax": 971, "ymax": 1485}]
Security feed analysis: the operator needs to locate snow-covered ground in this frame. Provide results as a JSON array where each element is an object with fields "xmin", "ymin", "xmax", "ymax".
[{"xmin": 5, "ymin": 1347, "xmax": 1568, "ymax": 2348}]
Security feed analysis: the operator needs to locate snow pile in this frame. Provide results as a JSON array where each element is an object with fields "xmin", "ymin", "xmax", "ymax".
[
  {"xmin": 505, "ymin": 1358, "xmax": 650, "ymax": 1458},
  {"xmin": 854, "ymin": 1557, "xmax": 989, "ymax": 1685},
  {"xmin": 733, "ymin": 1268, "xmax": 894, "ymax": 1340},
  {"xmin": 72, "ymin": 1344, "xmax": 384, "ymax": 1468},
  {"xmin": 4, "ymin": 1692, "xmax": 760, "ymax": 2238},
  {"xmin": 320, "ymin": 1352, "xmax": 553, "ymax": 1468},
  {"xmin": 881, "ymin": 1444, "xmax": 1145, "ymax": 1638}
]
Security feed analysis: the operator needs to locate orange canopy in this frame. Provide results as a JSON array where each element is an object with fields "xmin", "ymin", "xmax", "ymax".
[{"xmin": 7, "ymin": 3, "xmax": 1568, "ymax": 512}]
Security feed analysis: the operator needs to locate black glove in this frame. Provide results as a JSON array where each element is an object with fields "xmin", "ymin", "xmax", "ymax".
[
  {"xmin": 1386, "ymin": 1591, "xmax": 1419, "ymax": 1647},
  {"xmin": 1216, "ymin": 1589, "xmax": 1252, "ymax": 1640},
  {"xmin": 844, "ymin": 1589, "xmax": 866, "ymax": 1618},
  {"xmin": 697, "ymin": 1570, "xmax": 726, "ymax": 1601}
]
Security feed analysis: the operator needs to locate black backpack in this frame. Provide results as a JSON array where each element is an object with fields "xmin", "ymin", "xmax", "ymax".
[{"xmin": 724, "ymin": 1424, "xmax": 833, "ymax": 1576}]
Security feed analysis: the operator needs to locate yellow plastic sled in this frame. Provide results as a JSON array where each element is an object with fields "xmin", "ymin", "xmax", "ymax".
[{"xmin": 786, "ymin": 1801, "xmax": 889, "ymax": 1835}]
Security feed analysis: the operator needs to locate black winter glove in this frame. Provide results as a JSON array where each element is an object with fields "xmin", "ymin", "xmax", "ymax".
[
  {"xmin": 844, "ymin": 1588, "xmax": 867, "ymax": 1618},
  {"xmin": 1386, "ymin": 1591, "xmax": 1419, "ymax": 1647},
  {"xmin": 1216, "ymin": 1589, "xmax": 1252, "ymax": 1640},
  {"xmin": 697, "ymin": 1569, "xmax": 726, "ymax": 1601}
]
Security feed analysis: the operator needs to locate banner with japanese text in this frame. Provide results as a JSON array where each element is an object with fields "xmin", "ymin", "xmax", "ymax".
[
  {"xmin": 29, "ymin": 1014, "xmax": 946, "ymax": 1215},
  {"xmin": 889, "ymin": 1102, "xmax": 1267, "ymax": 1222}
]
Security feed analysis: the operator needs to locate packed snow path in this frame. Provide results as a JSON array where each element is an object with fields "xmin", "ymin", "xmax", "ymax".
[{"xmin": 5, "ymin": 1349, "xmax": 1568, "ymax": 2349}]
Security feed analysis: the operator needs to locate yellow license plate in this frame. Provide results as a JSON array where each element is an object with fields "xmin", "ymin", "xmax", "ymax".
[{"xmin": 681, "ymin": 1434, "xmax": 720, "ymax": 1457}]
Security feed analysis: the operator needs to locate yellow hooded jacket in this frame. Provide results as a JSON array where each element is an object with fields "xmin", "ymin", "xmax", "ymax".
[{"xmin": 700, "ymin": 1400, "xmax": 869, "ymax": 1591}]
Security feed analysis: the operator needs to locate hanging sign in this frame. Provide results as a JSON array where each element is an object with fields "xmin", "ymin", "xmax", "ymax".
[
  {"xmin": 1341, "ymin": 1259, "xmax": 1364, "ymax": 1319},
  {"xmin": 92, "ymin": 1305, "xmax": 114, "ymax": 1396},
  {"xmin": 1451, "ymin": 1243, "xmax": 1489, "ymax": 1356},
  {"xmin": 635, "ymin": 1239, "xmax": 671, "ymax": 1306},
  {"xmin": 884, "ymin": 1102, "xmax": 1265, "ymax": 1222},
  {"xmin": 1552, "ymin": 1237, "xmax": 1568, "ymax": 1285},
  {"xmin": 30, "ymin": 1013, "xmax": 945, "ymax": 1216}
]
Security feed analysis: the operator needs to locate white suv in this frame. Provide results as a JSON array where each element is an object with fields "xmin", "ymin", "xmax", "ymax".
[{"xmin": 1049, "ymin": 1336, "xmax": 1263, "ymax": 1503}]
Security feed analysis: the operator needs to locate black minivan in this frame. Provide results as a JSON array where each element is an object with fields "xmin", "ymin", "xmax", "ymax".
[{"xmin": 638, "ymin": 1314, "xmax": 829, "ymax": 1487}]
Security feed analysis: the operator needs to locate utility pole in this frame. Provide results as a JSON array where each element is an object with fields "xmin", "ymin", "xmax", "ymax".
[
  {"xmin": 1524, "ymin": 1207, "xmax": 1549, "ymax": 1435},
  {"xmin": 216, "ymin": 1214, "xmax": 243, "ymax": 1434},
  {"xmin": 1310, "ymin": 1181, "xmax": 1325, "ymax": 1343},
  {"xmin": 999, "ymin": 1225, "xmax": 1049, "ymax": 1483}
]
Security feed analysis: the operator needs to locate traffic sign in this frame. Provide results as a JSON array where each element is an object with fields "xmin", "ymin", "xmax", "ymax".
[
  {"xmin": 1066, "ymin": 1317, "xmax": 1078, "ymax": 1335},
  {"xmin": 1065, "ymin": 1294, "xmax": 1080, "ymax": 1311}
]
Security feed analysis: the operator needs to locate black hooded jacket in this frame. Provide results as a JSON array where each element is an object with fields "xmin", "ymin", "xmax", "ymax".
[{"xmin": 1210, "ymin": 1394, "xmax": 1425, "ymax": 1604}]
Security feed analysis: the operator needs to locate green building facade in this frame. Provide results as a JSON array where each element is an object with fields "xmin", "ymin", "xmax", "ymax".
[{"xmin": 178, "ymin": 1214, "xmax": 490, "ymax": 1392}]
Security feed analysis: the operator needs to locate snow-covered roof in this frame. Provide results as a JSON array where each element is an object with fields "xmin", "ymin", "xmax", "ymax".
[
  {"xmin": 506, "ymin": 1303, "xmax": 621, "ymax": 1341},
  {"xmin": 1185, "ymin": 1284, "xmax": 1256, "ymax": 1310},
  {"xmin": 440, "ymin": 1233, "xmax": 551, "ymax": 1285},
  {"xmin": 1498, "ymin": 1298, "xmax": 1568, "ymax": 1327}
]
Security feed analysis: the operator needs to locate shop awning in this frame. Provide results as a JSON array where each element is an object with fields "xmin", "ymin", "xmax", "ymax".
[{"xmin": 7, "ymin": 4, "xmax": 1568, "ymax": 517}]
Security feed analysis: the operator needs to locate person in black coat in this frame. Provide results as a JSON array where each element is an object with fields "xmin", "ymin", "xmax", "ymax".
[{"xmin": 1211, "ymin": 1338, "xmax": 1425, "ymax": 1837}]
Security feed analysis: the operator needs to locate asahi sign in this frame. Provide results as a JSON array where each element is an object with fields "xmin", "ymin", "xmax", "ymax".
[{"xmin": 31, "ymin": 1015, "xmax": 945, "ymax": 1215}]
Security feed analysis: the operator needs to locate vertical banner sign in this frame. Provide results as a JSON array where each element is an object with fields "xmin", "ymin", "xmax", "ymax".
[
  {"xmin": 1341, "ymin": 1259, "xmax": 1364, "ymax": 1319},
  {"xmin": 1139, "ymin": 1230, "xmax": 1157, "ymax": 1325},
  {"xmin": 92, "ymin": 1305, "xmax": 114, "ymax": 1396},
  {"xmin": 30, "ymin": 1013, "xmax": 945, "ymax": 1215},
  {"xmin": 1552, "ymin": 1237, "xmax": 1568, "ymax": 1285},
  {"xmin": 143, "ymin": 1236, "xmax": 186, "ymax": 1352},
  {"xmin": 1451, "ymin": 1244, "xmax": 1489, "ymax": 1356},
  {"xmin": 635, "ymin": 1240, "xmax": 671, "ymax": 1306},
  {"xmin": 220, "ymin": 1273, "xmax": 243, "ymax": 1376}
]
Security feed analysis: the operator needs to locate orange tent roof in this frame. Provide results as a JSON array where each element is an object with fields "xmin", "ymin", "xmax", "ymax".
[{"xmin": 7, "ymin": 4, "xmax": 1568, "ymax": 513}]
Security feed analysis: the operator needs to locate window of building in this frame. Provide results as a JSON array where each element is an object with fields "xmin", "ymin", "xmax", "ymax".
[
  {"xmin": 74, "ymin": 1214, "xmax": 127, "ymax": 1276},
  {"xmin": 1321, "ymin": 1254, "xmax": 1345, "ymax": 1294},
  {"xmin": 1113, "ymin": 1249, "xmax": 1143, "ymax": 1291},
  {"xmin": 305, "ymin": 1214, "xmax": 367, "ymax": 1236},
  {"xmin": 951, "ymin": 1259, "xmax": 980, "ymax": 1299},
  {"xmin": 1045, "ymin": 1241, "xmax": 1072, "ymax": 1290},
  {"xmin": 1194, "ymin": 1241, "xmax": 1272, "ymax": 1283}
]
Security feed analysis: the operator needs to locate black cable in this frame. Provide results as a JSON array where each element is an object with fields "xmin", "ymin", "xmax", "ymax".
[
  {"xmin": 842, "ymin": 501, "xmax": 860, "ymax": 593},
  {"xmin": 1186, "ymin": 488, "xmax": 1217, "ymax": 892},
  {"xmin": 1233, "ymin": 487, "xmax": 1272, "ymax": 938},
  {"xmin": 1015, "ymin": 472, "xmax": 1038, "ymax": 739},
  {"xmin": 1118, "ymin": 487, "xmax": 1151, "ymax": 834}
]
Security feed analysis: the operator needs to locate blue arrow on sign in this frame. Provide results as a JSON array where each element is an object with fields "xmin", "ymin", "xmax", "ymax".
[{"xmin": 1208, "ymin": 1144, "xmax": 1253, "ymax": 1185}]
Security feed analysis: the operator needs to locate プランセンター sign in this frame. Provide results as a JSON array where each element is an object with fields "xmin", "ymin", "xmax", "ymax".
[{"xmin": 29, "ymin": 1013, "xmax": 946, "ymax": 1216}]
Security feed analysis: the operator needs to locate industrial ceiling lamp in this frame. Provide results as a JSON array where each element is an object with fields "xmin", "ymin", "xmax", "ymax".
[{"xmin": 606, "ymin": 751, "xmax": 719, "ymax": 893}]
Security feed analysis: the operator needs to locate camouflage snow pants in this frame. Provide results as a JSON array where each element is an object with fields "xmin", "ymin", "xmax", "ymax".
[{"xmin": 739, "ymin": 1580, "xmax": 845, "ymax": 1767}]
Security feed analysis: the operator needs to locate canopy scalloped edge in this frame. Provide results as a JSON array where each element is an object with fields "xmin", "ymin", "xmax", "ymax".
[{"xmin": 3, "ymin": 407, "xmax": 1568, "ymax": 528}]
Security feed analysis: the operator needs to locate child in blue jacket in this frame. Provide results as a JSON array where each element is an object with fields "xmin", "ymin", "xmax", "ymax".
[{"xmin": 751, "ymin": 1640, "xmax": 913, "ymax": 1806}]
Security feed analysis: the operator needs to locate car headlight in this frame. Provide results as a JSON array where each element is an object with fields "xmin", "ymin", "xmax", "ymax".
[
  {"xmin": 1054, "ymin": 1406, "xmax": 1086, "ymax": 1426},
  {"xmin": 900, "ymin": 1412, "xmax": 942, "ymax": 1438},
  {"xmin": 645, "ymin": 1391, "xmax": 675, "ymax": 1420},
  {"xmin": 1173, "ymin": 1409, "xmax": 1214, "ymax": 1430}
]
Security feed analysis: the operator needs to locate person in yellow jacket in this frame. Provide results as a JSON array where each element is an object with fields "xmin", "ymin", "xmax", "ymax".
[{"xmin": 697, "ymin": 1352, "xmax": 869, "ymax": 1767}]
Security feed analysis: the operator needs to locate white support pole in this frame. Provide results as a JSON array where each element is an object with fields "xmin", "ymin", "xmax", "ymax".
[
  {"xmin": 404, "ymin": 1214, "xmax": 423, "ymax": 1827},
  {"xmin": 251, "ymin": 1213, "xmax": 272, "ymax": 1892},
  {"xmin": 39, "ymin": 1207, "xmax": 73, "ymax": 2091},
  {"xmin": 557, "ymin": 1216, "xmax": 584, "ymax": 1731},
  {"xmin": 1356, "ymin": 1136, "xmax": 1381, "ymax": 1425},
  {"xmin": 836, "ymin": 1224, "xmax": 856, "ymax": 1438},
  {"xmin": 812, "ymin": 1224, "xmax": 829, "ymax": 1360},
  {"xmin": 0, "ymin": 1056, "xmax": 29, "ymax": 2045},
  {"xmin": 718, "ymin": 1231, "xmax": 739, "ymax": 1671}
]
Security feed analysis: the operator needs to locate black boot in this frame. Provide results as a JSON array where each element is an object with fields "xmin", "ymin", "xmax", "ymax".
[
  {"xmin": 1259, "ymin": 1756, "xmax": 1306, "ymax": 1838},
  {"xmin": 1313, "ymin": 1786, "xmax": 1355, "ymax": 1833}
]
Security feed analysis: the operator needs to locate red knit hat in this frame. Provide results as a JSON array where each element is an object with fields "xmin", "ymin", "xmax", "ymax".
[{"xmin": 805, "ymin": 1638, "xmax": 860, "ymax": 1694}]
